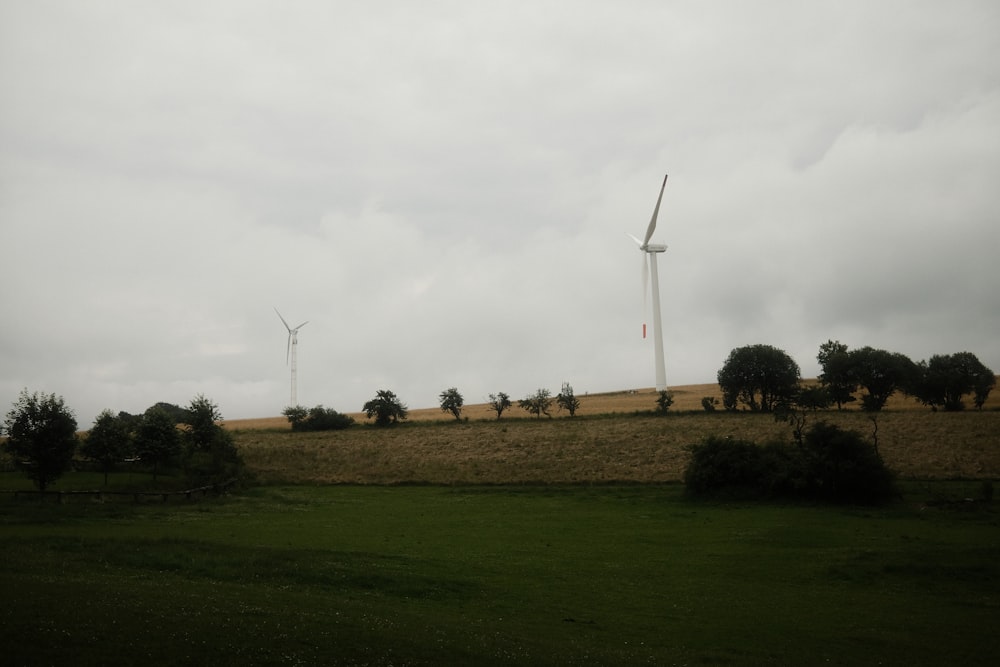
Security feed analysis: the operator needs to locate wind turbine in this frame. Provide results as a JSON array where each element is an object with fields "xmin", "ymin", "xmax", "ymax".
[
  {"xmin": 274, "ymin": 308, "xmax": 308, "ymax": 406},
  {"xmin": 628, "ymin": 174, "xmax": 669, "ymax": 392}
]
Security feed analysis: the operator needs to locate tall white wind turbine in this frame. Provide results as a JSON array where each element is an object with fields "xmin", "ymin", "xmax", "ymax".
[
  {"xmin": 274, "ymin": 308, "xmax": 309, "ymax": 406},
  {"xmin": 628, "ymin": 174, "xmax": 669, "ymax": 392}
]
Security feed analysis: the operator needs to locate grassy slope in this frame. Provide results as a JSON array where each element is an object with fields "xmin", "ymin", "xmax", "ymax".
[
  {"xmin": 3, "ymin": 484, "xmax": 999, "ymax": 667},
  {"xmin": 228, "ymin": 382, "xmax": 1000, "ymax": 485}
]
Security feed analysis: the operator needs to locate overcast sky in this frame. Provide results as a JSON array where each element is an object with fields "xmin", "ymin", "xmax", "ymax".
[{"xmin": 2, "ymin": 1, "xmax": 998, "ymax": 427}]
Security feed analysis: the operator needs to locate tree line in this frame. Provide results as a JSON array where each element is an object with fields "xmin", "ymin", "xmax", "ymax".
[
  {"xmin": 281, "ymin": 383, "xmax": 593, "ymax": 430},
  {"xmin": 717, "ymin": 341, "xmax": 995, "ymax": 413},
  {"xmin": 2, "ymin": 391, "xmax": 242, "ymax": 492}
]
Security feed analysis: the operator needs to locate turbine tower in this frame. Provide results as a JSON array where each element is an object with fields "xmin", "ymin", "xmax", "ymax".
[
  {"xmin": 628, "ymin": 174, "xmax": 669, "ymax": 392},
  {"xmin": 274, "ymin": 308, "xmax": 308, "ymax": 406}
]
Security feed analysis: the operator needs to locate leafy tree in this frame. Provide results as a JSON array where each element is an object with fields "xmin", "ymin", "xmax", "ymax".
[
  {"xmin": 973, "ymin": 366, "xmax": 997, "ymax": 410},
  {"xmin": 115, "ymin": 410, "xmax": 144, "ymax": 433},
  {"xmin": 655, "ymin": 390, "xmax": 674, "ymax": 414},
  {"xmin": 795, "ymin": 385, "xmax": 832, "ymax": 411},
  {"xmin": 848, "ymin": 347, "xmax": 917, "ymax": 411},
  {"xmin": 519, "ymin": 388, "xmax": 553, "ymax": 418},
  {"xmin": 439, "ymin": 387, "xmax": 464, "ymax": 421},
  {"xmin": 136, "ymin": 406, "xmax": 181, "ymax": 480},
  {"xmin": 556, "ymin": 382, "xmax": 581, "ymax": 417},
  {"xmin": 717, "ymin": 344, "xmax": 801, "ymax": 412},
  {"xmin": 282, "ymin": 405, "xmax": 309, "ymax": 429},
  {"xmin": 81, "ymin": 409, "xmax": 134, "ymax": 485},
  {"xmin": 3, "ymin": 390, "xmax": 78, "ymax": 491},
  {"xmin": 911, "ymin": 352, "xmax": 995, "ymax": 411},
  {"xmin": 182, "ymin": 395, "xmax": 242, "ymax": 483},
  {"xmin": 363, "ymin": 390, "xmax": 408, "ymax": 426},
  {"xmin": 146, "ymin": 401, "xmax": 189, "ymax": 423},
  {"xmin": 775, "ymin": 385, "xmax": 832, "ymax": 446},
  {"xmin": 817, "ymin": 340, "xmax": 857, "ymax": 409},
  {"xmin": 488, "ymin": 392, "xmax": 512, "ymax": 420},
  {"xmin": 184, "ymin": 394, "xmax": 222, "ymax": 452}
]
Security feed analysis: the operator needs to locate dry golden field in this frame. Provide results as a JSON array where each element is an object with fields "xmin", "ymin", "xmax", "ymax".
[{"xmin": 228, "ymin": 382, "xmax": 1000, "ymax": 486}]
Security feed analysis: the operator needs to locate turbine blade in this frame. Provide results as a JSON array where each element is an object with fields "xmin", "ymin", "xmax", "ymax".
[
  {"xmin": 294, "ymin": 321, "xmax": 309, "ymax": 331},
  {"xmin": 274, "ymin": 307, "xmax": 291, "ymax": 331},
  {"xmin": 286, "ymin": 333, "xmax": 291, "ymax": 365},
  {"xmin": 642, "ymin": 174, "xmax": 668, "ymax": 247},
  {"xmin": 626, "ymin": 232, "xmax": 644, "ymax": 247}
]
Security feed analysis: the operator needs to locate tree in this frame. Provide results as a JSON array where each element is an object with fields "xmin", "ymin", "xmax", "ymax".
[
  {"xmin": 848, "ymin": 347, "xmax": 916, "ymax": 412},
  {"xmin": 363, "ymin": 390, "xmax": 408, "ymax": 426},
  {"xmin": 146, "ymin": 401, "xmax": 189, "ymax": 423},
  {"xmin": 3, "ymin": 390, "xmax": 78, "ymax": 491},
  {"xmin": 973, "ymin": 366, "xmax": 997, "ymax": 410},
  {"xmin": 488, "ymin": 392, "xmax": 512, "ymax": 420},
  {"xmin": 439, "ymin": 387, "xmax": 464, "ymax": 421},
  {"xmin": 184, "ymin": 394, "xmax": 222, "ymax": 452},
  {"xmin": 136, "ymin": 406, "xmax": 181, "ymax": 481},
  {"xmin": 911, "ymin": 352, "xmax": 995, "ymax": 411},
  {"xmin": 775, "ymin": 385, "xmax": 832, "ymax": 446},
  {"xmin": 817, "ymin": 340, "xmax": 857, "ymax": 409},
  {"xmin": 556, "ymin": 382, "xmax": 581, "ymax": 417},
  {"xmin": 717, "ymin": 344, "xmax": 801, "ymax": 412},
  {"xmin": 81, "ymin": 409, "xmax": 133, "ymax": 485},
  {"xmin": 519, "ymin": 388, "xmax": 553, "ymax": 418},
  {"xmin": 282, "ymin": 405, "xmax": 309, "ymax": 429},
  {"xmin": 655, "ymin": 390, "xmax": 674, "ymax": 414},
  {"xmin": 182, "ymin": 395, "xmax": 242, "ymax": 483}
]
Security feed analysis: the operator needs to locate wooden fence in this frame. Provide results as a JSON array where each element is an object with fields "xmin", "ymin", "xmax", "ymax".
[{"xmin": 9, "ymin": 479, "xmax": 238, "ymax": 504}]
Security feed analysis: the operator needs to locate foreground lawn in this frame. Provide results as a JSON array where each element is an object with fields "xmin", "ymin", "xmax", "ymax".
[{"xmin": 2, "ymin": 484, "xmax": 998, "ymax": 666}]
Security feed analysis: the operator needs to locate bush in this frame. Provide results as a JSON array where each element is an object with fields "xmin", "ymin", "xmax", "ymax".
[
  {"xmin": 684, "ymin": 437, "xmax": 772, "ymax": 500},
  {"xmin": 655, "ymin": 390, "xmax": 674, "ymax": 414},
  {"xmin": 284, "ymin": 405, "xmax": 355, "ymax": 432},
  {"xmin": 684, "ymin": 422, "xmax": 894, "ymax": 505},
  {"xmin": 800, "ymin": 421, "xmax": 894, "ymax": 505}
]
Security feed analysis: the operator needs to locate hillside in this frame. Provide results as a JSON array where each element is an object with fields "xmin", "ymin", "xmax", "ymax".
[
  {"xmin": 228, "ymin": 382, "xmax": 1000, "ymax": 485},
  {"xmin": 225, "ymin": 380, "xmax": 1000, "ymax": 430}
]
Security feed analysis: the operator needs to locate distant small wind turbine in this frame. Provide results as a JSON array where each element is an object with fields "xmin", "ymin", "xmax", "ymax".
[
  {"xmin": 274, "ymin": 308, "xmax": 308, "ymax": 406},
  {"xmin": 627, "ymin": 174, "xmax": 669, "ymax": 392}
]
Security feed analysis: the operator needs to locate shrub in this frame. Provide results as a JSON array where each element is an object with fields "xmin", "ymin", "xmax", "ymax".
[
  {"xmin": 305, "ymin": 406, "xmax": 355, "ymax": 431},
  {"xmin": 284, "ymin": 405, "xmax": 355, "ymax": 432},
  {"xmin": 700, "ymin": 396, "xmax": 719, "ymax": 412},
  {"xmin": 800, "ymin": 421, "xmax": 894, "ymax": 505},
  {"xmin": 655, "ymin": 390, "xmax": 674, "ymax": 414},
  {"xmin": 684, "ymin": 437, "xmax": 771, "ymax": 500},
  {"xmin": 684, "ymin": 422, "xmax": 894, "ymax": 505}
]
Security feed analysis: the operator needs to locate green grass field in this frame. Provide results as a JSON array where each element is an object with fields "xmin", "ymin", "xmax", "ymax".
[{"xmin": 2, "ymin": 482, "xmax": 998, "ymax": 666}]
